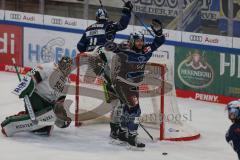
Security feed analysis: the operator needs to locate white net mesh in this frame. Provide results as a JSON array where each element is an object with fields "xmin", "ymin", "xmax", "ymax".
[{"xmin": 141, "ymin": 63, "xmax": 200, "ymax": 140}]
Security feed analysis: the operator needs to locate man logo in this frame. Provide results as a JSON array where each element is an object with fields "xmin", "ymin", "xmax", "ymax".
[
  {"xmin": 190, "ymin": 35, "xmax": 202, "ymax": 42},
  {"xmin": 51, "ymin": 18, "xmax": 63, "ymax": 25},
  {"xmin": 10, "ymin": 13, "xmax": 21, "ymax": 20}
]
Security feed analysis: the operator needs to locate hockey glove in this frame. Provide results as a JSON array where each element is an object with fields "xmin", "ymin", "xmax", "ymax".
[
  {"xmin": 151, "ymin": 19, "xmax": 163, "ymax": 36},
  {"xmin": 122, "ymin": 1, "xmax": 133, "ymax": 14},
  {"xmin": 12, "ymin": 76, "xmax": 35, "ymax": 98}
]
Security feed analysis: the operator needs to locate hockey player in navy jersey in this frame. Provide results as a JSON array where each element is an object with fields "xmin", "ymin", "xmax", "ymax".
[
  {"xmin": 226, "ymin": 100, "xmax": 240, "ymax": 159},
  {"xmin": 76, "ymin": 1, "xmax": 132, "ymax": 84},
  {"xmin": 77, "ymin": 1, "xmax": 132, "ymax": 52},
  {"xmin": 101, "ymin": 19, "xmax": 165, "ymax": 149}
]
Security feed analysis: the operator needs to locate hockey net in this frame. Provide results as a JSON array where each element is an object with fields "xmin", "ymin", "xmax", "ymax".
[{"xmin": 72, "ymin": 53, "xmax": 200, "ymax": 141}]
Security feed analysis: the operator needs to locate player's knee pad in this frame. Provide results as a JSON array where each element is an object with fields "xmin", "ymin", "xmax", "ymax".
[
  {"xmin": 121, "ymin": 104, "xmax": 141, "ymax": 132},
  {"xmin": 1, "ymin": 107, "xmax": 56, "ymax": 137}
]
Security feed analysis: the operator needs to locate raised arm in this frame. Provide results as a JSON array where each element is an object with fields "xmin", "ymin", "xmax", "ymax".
[
  {"xmin": 145, "ymin": 19, "xmax": 165, "ymax": 53},
  {"xmin": 77, "ymin": 32, "xmax": 87, "ymax": 53},
  {"xmin": 147, "ymin": 35, "xmax": 165, "ymax": 53},
  {"xmin": 115, "ymin": 1, "xmax": 133, "ymax": 31},
  {"xmin": 106, "ymin": 1, "xmax": 132, "ymax": 36}
]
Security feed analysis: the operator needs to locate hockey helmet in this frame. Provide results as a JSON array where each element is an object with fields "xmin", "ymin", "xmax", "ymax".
[
  {"xmin": 129, "ymin": 32, "xmax": 145, "ymax": 48},
  {"xmin": 96, "ymin": 8, "xmax": 108, "ymax": 21},
  {"xmin": 226, "ymin": 100, "xmax": 240, "ymax": 121}
]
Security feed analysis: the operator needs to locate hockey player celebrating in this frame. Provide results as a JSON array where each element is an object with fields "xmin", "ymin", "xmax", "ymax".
[
  {"xmin": 1, "ymin": 56, "xmax": 73, "ymax": 137},
  {"xmin": 76, "ymin": 1, "xmax": 132, "ymax": 83},
  {"xmin": 77, "ymin": 1, "xmax": 132, "ymax": 52},
  {"xmin": 104, "ymin": 19, "xmax": 165, "ymax": 149},
  {"xmin": 226, "ymin": 100, "xmax": 240, "ymax": 159}
]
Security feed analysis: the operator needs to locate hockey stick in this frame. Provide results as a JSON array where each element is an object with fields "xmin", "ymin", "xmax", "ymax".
[
  {"xmin": 121, "ymin": 0, "xmax": 155, "ymax": 37},
  {"xmin": 139, "ymin": 123, "xmax": 154, "ymax": 141},
  {"xmin": 12, "ymin": 58, "xmax": 37, "ymax": 124},
  {"xmin": 99, "ymin": 0, "xmax": 103, "ymax": 8}
]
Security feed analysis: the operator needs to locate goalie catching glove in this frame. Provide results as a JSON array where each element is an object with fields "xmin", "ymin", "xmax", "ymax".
[{"xmin": 151, "ymin": 19, "xmax": 163, "ymax": 36}]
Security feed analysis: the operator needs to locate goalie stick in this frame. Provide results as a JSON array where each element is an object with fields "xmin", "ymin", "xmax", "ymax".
[{"xmin": 12, "ymin": 58, "xmax": 38, "ymax": 124}]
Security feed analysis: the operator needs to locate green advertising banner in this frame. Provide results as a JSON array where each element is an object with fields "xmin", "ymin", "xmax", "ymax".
[{"xmin": 175, "ymin": 46, "xmax": 240, "ymax": 98}]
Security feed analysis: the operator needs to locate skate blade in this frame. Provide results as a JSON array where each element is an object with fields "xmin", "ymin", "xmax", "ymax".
[
  {"xmin": 109, "ymin": 139, "xmax": 127, "ymax": 146},
  {"xmin": 127, "ymin": 145, "xmax": 145, "ymax": 151}
]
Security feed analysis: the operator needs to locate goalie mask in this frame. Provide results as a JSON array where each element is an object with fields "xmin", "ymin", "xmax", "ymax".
[
  {"xmin": 226, "ymin": 100, "xmax": 240, "ymax": 121},
  {"xmin": 96, "ymin": 8, "xmax": 108, "ymax": 21},
  {"xmin": 58, "ymin": 56, "xmax": 73, "ymax": 76}
]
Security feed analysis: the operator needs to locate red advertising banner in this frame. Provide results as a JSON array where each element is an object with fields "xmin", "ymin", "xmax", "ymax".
[
  {"xmin": 0, "ymin": 24, "xmax": 23, "ymax": 66},
  {"xmin": 176, "ymin": 89, "xmax": 239, "ymax": 104},
  {"xmin": 0, "ymin": 64, "xmax": 31, "ymax": 74}
]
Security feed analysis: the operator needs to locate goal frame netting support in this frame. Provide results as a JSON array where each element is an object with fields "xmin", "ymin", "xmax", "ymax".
[
  {"xmin": 74, "ymin": 54, "xmax": 200, "ymax": 141},
  {"xmin": 75, "ymin": 54, "xmax": 81, "ymax": 127},
  {"xmin": 159, "ymin": 63, "xmax": 165, "ymax": 141}
]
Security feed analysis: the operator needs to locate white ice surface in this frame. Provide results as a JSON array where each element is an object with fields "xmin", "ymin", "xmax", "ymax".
[{"xmin": 0, "ymin": 72, "xmax": 237, "ymax": 160}]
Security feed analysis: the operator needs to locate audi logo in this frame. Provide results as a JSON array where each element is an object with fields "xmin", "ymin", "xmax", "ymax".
[
  {"xmin": 189, "ymin": 35, "xmax": 202, "ymax": 42},
  {"xmin": 10, "ymin": 13, "xmax": 21, "ymax": 20},
  {"xmin": 51, "ymin": 18, "xmax": 63, "ymax": 25}
]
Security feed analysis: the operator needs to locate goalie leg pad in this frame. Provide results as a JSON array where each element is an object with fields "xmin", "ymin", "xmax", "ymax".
[
  {"xmin": 1, "ymin": 107, "xmax": 56, "ymax": 137},
  {"xmin": 31, "ymin": 126, "xmax": 54, "ymax": 136}
]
